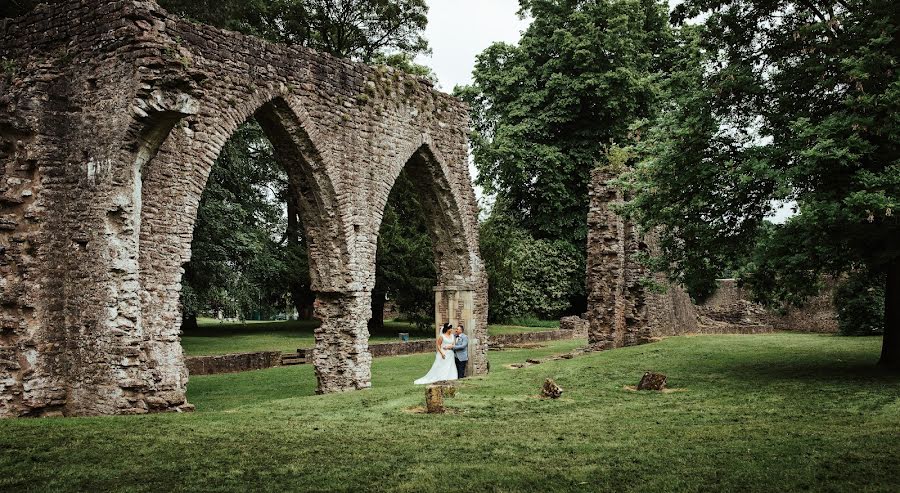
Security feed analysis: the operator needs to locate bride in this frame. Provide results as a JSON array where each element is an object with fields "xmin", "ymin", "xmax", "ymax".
[{"xmin": 414, "ymin": 324, "xmax": 458, "ymax": 385}]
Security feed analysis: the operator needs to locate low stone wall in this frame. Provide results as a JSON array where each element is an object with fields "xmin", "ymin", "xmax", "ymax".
[
  {"xmin": 185, "ymin": 328, "xmax": 585, "ymax": 376},
  {"xmin": 185, "ymin": 351, "xmax": 283, "ymax": 376},
  {"xmin": 492, "ymin": 328, "xmax": 582, "ymax": 346},
  {"xmin": 299, "ymin": 329, "xmax": 583, "ymax": 360},
  {"xmin": 702, "ymin": 279, "xmax": 838, "ymax": 333},
  {"xmin": 559, "ymin": 316, "xmax": 589, "ymax": 338}
]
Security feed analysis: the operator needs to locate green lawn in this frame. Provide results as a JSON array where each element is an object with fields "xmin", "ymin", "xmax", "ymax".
[
  {"xmin": 181, "ymin": 318, "xmax": 559, "ymax": 356},
  {"xmin": 2, "ymin": 333, "xmax": 898, "ymax": 492}
]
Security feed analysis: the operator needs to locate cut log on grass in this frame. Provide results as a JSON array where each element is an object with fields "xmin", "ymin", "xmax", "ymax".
[
  {"xmin": 637, "ymin": 371, "xmax": 667, "ymax": 391},
  {"xmin": 541, "ymin": 378, "xmax": 563, "ymax": 399},
  {"xmin": 425, "ymin": 385, "xmax": 445, "ymax": 413}
]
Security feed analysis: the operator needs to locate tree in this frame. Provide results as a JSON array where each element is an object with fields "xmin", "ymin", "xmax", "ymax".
[
  {"xmin": 459, "ymin": 0, "xmax": 672, "ymax": 245},
  {"xmin": 625, "ymin": 0, "xmax": 899, "ymax": 367},
  {"xmin": 181, "ymin": 122, "xmax": 306, "ymax": 325},
  {"xmin": 158, "ymin": 0, "xmax": 429, "ymax": 63},
  {"xmin": 457, "ymin": 0, "xmax": 674, "ymax": 319},
  {"xmin": 479, "ymin": 212, "xmax": 584, "ymax": 322},
  {"xmin": 372, "ymin": 171, "xmax": 436, "ymax": 332}
]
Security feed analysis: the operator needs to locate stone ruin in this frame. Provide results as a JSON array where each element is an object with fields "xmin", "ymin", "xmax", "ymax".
[
  {"xmin": 583, "ymin": 168, "xmax": 837, "ymax": 350},
  {"xmin": 0, "ymin": 0, "xmax": 488, "ymax": 417}
]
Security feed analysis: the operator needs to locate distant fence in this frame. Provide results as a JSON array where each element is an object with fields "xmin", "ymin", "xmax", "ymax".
[{"xmin": 185, "ymin": 328, "xmax": 584, "ymax": 376}]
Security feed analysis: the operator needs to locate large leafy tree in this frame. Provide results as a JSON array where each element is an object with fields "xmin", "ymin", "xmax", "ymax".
[
  {"xmin": 626, "ymin": 0, "xmax": 899, "ymax": 366},
  {"xmin": 458, "ymin": 0, "xmax": 674, "ymax": 319},
  {"xmin": 372, "ymin": 171, "xmax": 436, "ymax": 331},
  {"xmin": 459, "ymin": 0, "xmax": 672, "ymax": 245},
  {"xmin": 181, "ymin": 122, "xmax": 304, "ymax": 327},
  {"xmin": 159, "ymin": 0, "xmax": 429, "ymax": 63}
]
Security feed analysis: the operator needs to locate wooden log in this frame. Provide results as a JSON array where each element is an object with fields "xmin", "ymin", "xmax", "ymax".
[
  {"xmin": 425, "ymin": 385, "xmax": 445, "ymax": 413},
  {"xmin": 637, "ymin": 371, "xmax": 667, "ymax": 390},
  {"xmin": 541, "ymin": 378, "xmax": 563, "ymax": 399}
]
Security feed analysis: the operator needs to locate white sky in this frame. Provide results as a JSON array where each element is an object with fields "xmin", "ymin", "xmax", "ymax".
[{"xmin": 417, "ymin": 0, "xmax": 531, "ymax": 92}]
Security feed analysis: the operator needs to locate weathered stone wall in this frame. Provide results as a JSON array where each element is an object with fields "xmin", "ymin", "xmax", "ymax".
[
  {"xmin": 559, "ymin": 316, "xmax": 589, "ymax": 338},
  {"xmin": 585, "ymin": 170, "xmax": 837, "ymax": 349},
  {"xmin": 702, "ymin": 279, "xmax": 838, "ymax": 333},
  {"xmin": 0, "ymin": 0, "xmax": 487, "ymax": 417},
  {"xmin": 586, "ymin": 169, "xmax": 774, "ymax": 349}
]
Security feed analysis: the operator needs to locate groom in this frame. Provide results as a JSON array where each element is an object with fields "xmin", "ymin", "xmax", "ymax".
[{"xmin": 452, "ymin": 325, "xmax": 469, "ymax": 378}]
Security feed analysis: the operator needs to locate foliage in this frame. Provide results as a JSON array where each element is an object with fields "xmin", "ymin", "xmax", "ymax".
[
  {"xmin": 834, "ymin": 270, "xmax": 886, "ymax": 336},
  {"xmin": 374, "ymin": 171, "xmax": 437, "ymax": 331},
  {"xmin": 458, "ymin": 0, "xmax": 675, "ymax": 320},
  {"xmin": 181, "ymin": 122, "xmax": 309, "ymax": 322},
  {"xmin": 479, "ymin": 214, "xmax": 584, "ymax": 322},
  {"xmin": 457, "ymin": 0, "xmax": 673, "ymax": 246},
  {"xmin": 623, "ymin": 0, "xmax": 900, "ymax": 356},
  {"xmin": 158, "ymin": 0, "xmax": 429, "ymax": 63}
]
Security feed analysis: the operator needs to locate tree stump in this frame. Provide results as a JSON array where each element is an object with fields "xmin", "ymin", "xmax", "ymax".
[
  {"xmin": 425, "ymin": 385, "xmax": 445, "ymax": 413},
  {"xmin": 541, "ymin": 378, "xmax": 563, "ymax": 399},
  {"xmin": 637, "ymin": 371, "xmax": 667, "ymax": 391}
]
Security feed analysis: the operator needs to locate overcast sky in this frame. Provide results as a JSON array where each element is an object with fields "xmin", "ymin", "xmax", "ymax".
[{"xmin": 416, "ymin": 0, "xmax": 531, "ymax": 91}]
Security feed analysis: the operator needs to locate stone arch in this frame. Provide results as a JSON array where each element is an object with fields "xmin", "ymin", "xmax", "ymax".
[
  {"xmin": 0, "ymin": 0, "xmax": 483, "ymax": 416},
  {"xmin": 371, "ymin": 137, "xmax": 488, "ymax": 374},
  {"xmin": 377, "ymin": 140, "xmax": 475, "ymax": 288},
  {"xmin": 136, "ymin": 89, "xmax": 352, "ymax": 408}
]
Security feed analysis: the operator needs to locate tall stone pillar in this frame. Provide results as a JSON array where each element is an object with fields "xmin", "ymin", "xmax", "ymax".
[
  {"xmin": 586, "ymin": 170, "xmax": 627, "ymax": 349},
  {"xmin": 312, "ymin": 292, "xmax": 373, "ymax": 393},
  {"xmin": 434, "ymin": 285, "xmax": 482, "ymax": 376}
]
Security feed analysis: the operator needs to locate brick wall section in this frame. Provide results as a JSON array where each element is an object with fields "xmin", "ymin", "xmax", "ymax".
[{"xmin": 0, "ymin": 0, "xmax": 487, "ymax": 417}]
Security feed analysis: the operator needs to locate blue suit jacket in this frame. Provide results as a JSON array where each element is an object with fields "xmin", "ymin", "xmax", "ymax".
[{"xmin": 452, "ymin": 334, "xmax": 469, "ymax": 361}]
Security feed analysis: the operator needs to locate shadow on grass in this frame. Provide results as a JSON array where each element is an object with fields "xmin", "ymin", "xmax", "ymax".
[{"xmin": 715, "ymin": 359, "xmax": 899, "ymax": 384}]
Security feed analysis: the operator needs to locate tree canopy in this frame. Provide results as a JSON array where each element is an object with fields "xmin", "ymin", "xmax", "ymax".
[
  {"xmin": 623, "ymin": 0, "xmax": 899, "ymax": 366},
  {"xmin": 458, "ymin": 0, "xmax": 674, "ymax": 320},
  {"xmin": 159, "ymin": 0, "xmax": 429, "ymax": 62}
]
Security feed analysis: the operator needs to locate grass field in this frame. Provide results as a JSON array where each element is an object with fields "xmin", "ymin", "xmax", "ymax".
[
  {"xmin": 181, "ymin": 318, "xmax": 559, "ymax": 356},
  {"xmin": 1, "ymin": 333, "xmax": 898, "ymax": 492}
]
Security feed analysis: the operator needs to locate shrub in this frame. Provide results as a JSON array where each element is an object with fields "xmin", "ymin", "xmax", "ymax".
[{"xmin": 834, "ymin": 270, "xmax": 885, "ymax": 336}]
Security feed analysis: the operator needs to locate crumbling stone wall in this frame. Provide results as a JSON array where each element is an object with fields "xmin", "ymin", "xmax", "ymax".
[
  {"xmin": 586, "ymin": 169, "xmax": 769, "ymax": 349},
  {"xmin": 703, "ymin": 279, "xmax": 838, "ymax": 333},
  {"xmin": 585, "ymin": 169, "xmax": 836, "ymax": 349},
  {"xmin": 0, "ymin": 0, "xmax": 487, "ymax": 417},
  {"xmin": 585, "ymin": 170, "xmax": 693, "ymax": 349}
]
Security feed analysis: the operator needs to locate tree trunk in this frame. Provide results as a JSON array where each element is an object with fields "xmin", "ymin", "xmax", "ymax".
[
  {"xmin": 878, "ymin": 259, "xmax": 900, "ymax": 369},
  {"xmin": 369, "ymin": 290, "xmax": 385, "ymax": 331}
]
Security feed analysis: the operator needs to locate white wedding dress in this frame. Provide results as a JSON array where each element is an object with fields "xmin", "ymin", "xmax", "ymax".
[{"xmin": 414, "ymin": 334, "xmax": 458, "ymax": 385}]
